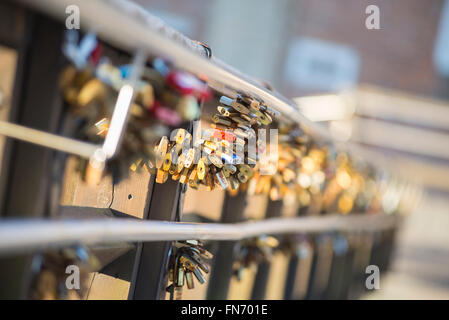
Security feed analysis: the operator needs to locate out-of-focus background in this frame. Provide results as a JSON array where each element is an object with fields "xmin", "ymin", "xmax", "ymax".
[
  {"xmin": 133, "ymin": 0, "xmax": 449, "ymax": 99},
  {"xmin": 131, "ymin": 0, "xmax": 449, "ymax": 299}
]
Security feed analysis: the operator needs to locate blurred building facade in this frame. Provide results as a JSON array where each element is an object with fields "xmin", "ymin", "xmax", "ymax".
[{"xmin": 133, "ymin": 0, "xmax": 448, "ymax": 99}]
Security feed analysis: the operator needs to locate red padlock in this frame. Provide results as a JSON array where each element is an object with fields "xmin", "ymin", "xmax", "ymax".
[
  {"xmin": 212, "ymin": 128, "xmax": 236, "ymax": 143},
  {"xmin": 90, "ymin": 42, "xmax": 103, "ymax": 66},
  {"xmin": 166, "ymin": 71, "xmax": 212, "ymax": 101}
]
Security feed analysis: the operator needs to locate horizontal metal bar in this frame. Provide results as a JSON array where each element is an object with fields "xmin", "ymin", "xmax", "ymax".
[
  {"xmin": 349, "ymin": 118, "xmax": 449, "ymax": 161},
  {"xmin": 354, "ymin": 86, "xmax": 449, "ymax": 131},
  {"xmin": 294, "ymin": 91, "xmax": 449, "ymax": 160},
  {"xmin": 0, "ymin": 120, "xmax": 99, "ymax": 158},
  {"xmin": 0, "ymin": 214, "xmax": 400, "ymax": 255},
  {"xmin": 0, "ymin": 50, "xmax": 143, "ymax": 161}
]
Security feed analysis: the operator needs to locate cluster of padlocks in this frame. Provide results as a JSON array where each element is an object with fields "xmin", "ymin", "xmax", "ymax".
[
  {"xmin": 166, "ymin": 240, "xmax": 214, "ymax": 299},
  {"xmin": 60, "ymin": 31, "xmax": 211, "ymax": 185}
]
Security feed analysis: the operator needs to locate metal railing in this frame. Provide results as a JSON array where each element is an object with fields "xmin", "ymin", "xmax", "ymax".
[{"xmin": 0, "ymin": 213, "xmax": 401, "ymax": 254}]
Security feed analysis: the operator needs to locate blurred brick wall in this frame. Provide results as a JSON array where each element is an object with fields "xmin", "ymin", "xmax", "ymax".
[
  {"xmin": 133, "ymin": 0, "xmax": 447, "ymax": 99},
  {"xmin": 282, "ymin": 0, "xmax": 446, "ymax": 98}
]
